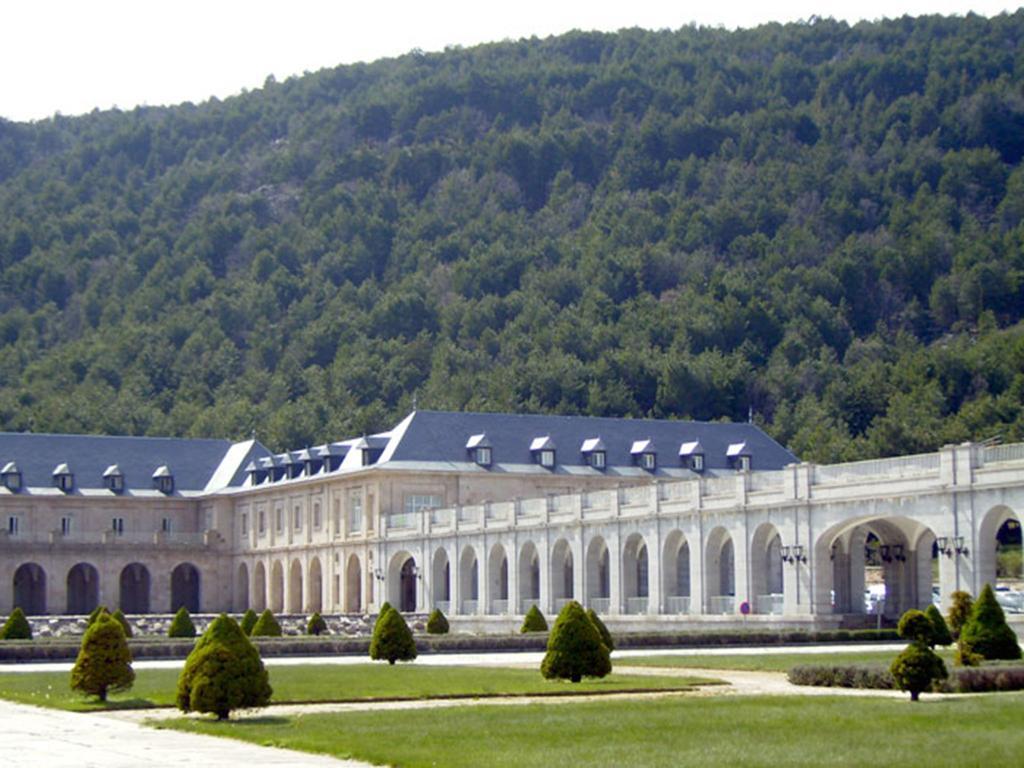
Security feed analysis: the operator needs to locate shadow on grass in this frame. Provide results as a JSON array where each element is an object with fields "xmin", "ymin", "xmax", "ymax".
[
  {"xmin": 230, "ymin": 715, "xmax": 291, "ymax": 726},
  {"xmin": 74, "ymin": 697, "xmax": 160, "ymax": 711}
]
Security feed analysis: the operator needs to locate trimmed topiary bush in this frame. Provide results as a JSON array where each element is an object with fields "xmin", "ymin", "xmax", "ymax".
[
  {"xmin": 240, "ymin": 609, "xmax": 258, "ymax": 636},
  {"xmin": 250, "ymin": 609, "xmax": 282, "ymax": 637},
  {"xmin": 426, "ymin": 608, "xmax": 449, "ymax": 635},
  {"xmin": 897, "ymin": 609, "xmax": 933, "ymax": 645},
  {"xmin": 87, "ymin": 605, "xmax": 109, "ymax": 626},
  {"xmin": 587, "ymin": 608, "xmax": 614, "ymax": 652},
  {"xmin": 372, "ymin": 602, "xmax": 393, "ymax": 635},
  {"xmin": 176, "ymin": 614, "xmax": 272, "ymax": 720},
  {"xmin": 925, "ymin": 604, "xmax": 953, "ymax": 647},
  {"xmin": 890, "ymin": 641, "xmax": 948, "ymax": 701},
  {"xmin": 948, "ymin": 590, "xmax": 974, "ymax": 636},
  {"xmin": 369, "ymin": 605, "xmax": 417, "ymax": 664},
  {"xmin": 541, "ymin": 600, "xmax": 611, "ymax": 683},
  {"xmin": 1, "ymin": 607, "xmax": 32, "ymax": 640},
  {"xmin": 111, "ymin": 609, "xmax": 133, "ymax": 639},
  {"xmin": 168, "ymin": 606, "xmax": 196, "ymax": 638},
  {"xmin": 521, "ymin": 605, "xmax": 548, "ymax": 633},
  {"xmin": 958, "ymin": 583, "xmax": 1022, "ymax": 662},
  {"xmin": 70, "ymin": 612, "xmax": 134, "ymax": 701},
  {"xmin": 307, "ymin": 612, "xmax": 328, "ymax": 636}
]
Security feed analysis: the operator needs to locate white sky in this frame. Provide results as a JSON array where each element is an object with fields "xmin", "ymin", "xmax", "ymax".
[{"xmin": 2, "ymin": 1, "xmax": 1020, "ymax": 122}]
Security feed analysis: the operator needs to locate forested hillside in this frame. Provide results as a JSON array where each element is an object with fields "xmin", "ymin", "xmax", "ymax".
[{"xmin": 1, "ymin": 13, "xmax": 1023, "ymax": 461}]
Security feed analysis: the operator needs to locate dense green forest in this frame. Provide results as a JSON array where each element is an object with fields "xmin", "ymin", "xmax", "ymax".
[{"xmin": 1, "ymin": 13, "xmax": 1023, "ymax": 461}]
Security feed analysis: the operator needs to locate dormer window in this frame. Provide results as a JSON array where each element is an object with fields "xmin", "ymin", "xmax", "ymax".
[
  {"xmin": 530, "ymin": 436, "xmax": 556, "ymax": 469},
  {"xmin": 53, "ymin": 463, "xmax": 74, "ymax": 493},
  {"xmin": 631, "ymin": 440, "xmax": 657, "ymax": 471},
  {"xmin": 1, "ymin": 462, "xmax": 22, "ymax": 492},
  {"xmin": 726, "ymin": 442, "xmax": 751, "ymax": 471},
  {"xmin": 679, "ymin": 441, "xmax": 706, "ymax": 473},
  {"xmin": 245, "ymin": 460, "xmax": 267, "ymax": 486},
  {"xmin": 103, "ymin": 465, "xmax": 125, "ymax": 493},
  {"xmin": 466, "ymin": 434, "xmax": 493, "ymax": 467},
  {"xmin": 580, "ymin": 438, "xmax": 606, "ymax": 470},
  {"xmin": 152, "ymin": 465, "xmax": 174, "ymax": 494}
]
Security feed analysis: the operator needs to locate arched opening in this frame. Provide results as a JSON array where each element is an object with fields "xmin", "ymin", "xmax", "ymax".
[
  {"xmin": 119, "ymin": 563, "xmax": 151, "ymax": 614},
  {"xmin": 170, "ymin": 563, "xmax": 200, "ymax": 613},
  {"xmin": 550, "ymin": 539, "xmax": 573, "ymax": 612},
  {"xmin": 308, "ymin": 558, "xmax": 323, "ymax": 613},
  {"xmin": 67, "ymin": 563, "xmax": 99, "ymax": 615},
  {"xmin": 585, "ymin": 536, "xmax": 610, "ymax": 612},
  {"xmin": 705, "ymin": 527, "xmax": 734, "ymax": 614},
  {"xmin": 345, "ymin": 554, "xmax": 362, "ymax": 613},
  {"xmin": 978, "ymin": 506, "xmax": 1022, "ymax": 614},
  {"xmin": 751, "ymin": 524, "xmax": 784, "ymax": 615},
  {"xmin": 13, "ymin": 563, "xmax": 46, "ymax": 615},
  {"xmin": 270, "ymin": 561, "xmax": 284, "ymax": 613},
  {"xmin": 661, "ymin": 531, "xmax": 690, "ymax": 614},
  {"xmin": 518, "ymin": 541, "xmax": 541, "ymax": 615},
  {"xmin": 460, "ymin": 546, "xmax": 479, "ymax": 614},
  {"xmin": 399, "ymin": 557, "xmax": 418, "ymax": 612},
  {"xmin": 488, "ymin": 543, "xmax": 509, "ymax": 614},
  {"xmin": 288, "ymin": 559, "xmax": 303, "ymax": 613},
  {"xmin": 253, "ymin": 562, "xmax": 267, "ymax": 612},
  {"xmin": 622, "ymin": 533, "xmax": 649, "ymax": 614},
  {"xmin": 431, "ymin": 548, "xmax": 450, "ymax": 612},
  {"xmin": 236, "ymin": 563, "xmax": 250, "ymax": 611}
]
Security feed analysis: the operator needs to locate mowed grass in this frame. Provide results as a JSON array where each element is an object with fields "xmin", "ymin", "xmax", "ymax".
[
  {"xmin": 157, "ymin": 692, "xmax": 1024, "ymax": 768},
  {"xmin": 617, "ymin": 648, "xmax": 955, "ymax": 672},
  {"xmin": 0, "ymin": 663, "xmax": 714, "ymax": 711}
]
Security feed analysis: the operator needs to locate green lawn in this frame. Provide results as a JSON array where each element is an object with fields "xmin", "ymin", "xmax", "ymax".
[
  {"xmin": 617, "ymin": 649, "xmax": 955, "ymax": 672},
  {"xmin": 156, "ymin": 692, "xmax": 1024, "ymax": 767},
  {"xmin": 0, "ymin": 664, "xmax": 713, "ymax": 711}
]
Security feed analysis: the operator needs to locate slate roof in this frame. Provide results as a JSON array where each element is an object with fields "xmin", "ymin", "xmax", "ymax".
[
  {"xmin": 0, "ymin": 432, "xmax": 269, "ymax": 492},
  {"xmin": 380, "ymin": 411, "xmax": 797, "ymax": 471}
]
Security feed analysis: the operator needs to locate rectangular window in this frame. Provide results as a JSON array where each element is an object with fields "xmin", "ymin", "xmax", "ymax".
[
  {"xmin": 348, "ymin": 490, "xmax": 364, "ymax": 533},
  {"xmin": 333, "ymin": 498, "xmax": 342, "ymax": 534},
  {"xmin": 475, "ymin": 446, "xmax": 492, "ymax": 466},
  {"xmin": 640, "ymin": 453, "xmax": 656, "ymax": 470},
  {"xmin": 7, "ymin": 516, "xmax": 19, "ymax": 535},
  {"xmin": 293, "ymin": 505, "xmax": 303, "ymax": 531},
  {"xmin": 61, "ymin": 516, "xmax": 72, "ymax": 536},
  {"xmin": 589, "ymin": 451, "xmax": 606, "ymax": 469},
  {"xmin": 691, "ymin": 455, "xmax": 704, "ymax": 471},
  {"xmin": 404, "ymin": 494, "xmax": 443, "ymax": 516},
  {"xmin": 112, "ymin": 517, "xmax": 124, "ymax": 535},
  {"xmin": 739, "ymin": 456, "xmax": 750, "ymax": 471},
  {"xmin": 161, "ymin": 517, "xmax": 172, "ymax": 533},
  {"xmin": 539, "ymin": 449, "xmax": 555, "ymax": 468},
  {"xmin": 258, "ymin": 508, "xmax": 266, "ymax": 535},
  {"xmin": 275, "ymin": 505, "xmax": 283, "ymax": 533},
  {"xmin": 313, "ymin": 501, "xmax": 322, "ymax": 529},
  {"xmin": 241, "ymin": 513, "xmax": 248, "ymax": 536}
]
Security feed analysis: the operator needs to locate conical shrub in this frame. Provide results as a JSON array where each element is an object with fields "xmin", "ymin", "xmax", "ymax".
[
  {"xmin": 369, "ymin": 605, "xmax": 417, "ymax": 664},
  {"xmin": 70, "ymin": 613, "xmax": 134, "ymax": 701},
  {"xmin": 520, "ymin": 604, "xmax": 548, "ymax": 633},
  {"xmin": 240, "ymin": 609, "xmax": 258, "ymax": 636},
  {"xmin": 1, "ymin": 607, "xmax": 32, "ymax": 640},
  {"xmin": 112, "ymin": 609, "xmax": 133, "ymax": 639},
  {"xmin": 426, "ymin": 608, "xmax": 449, "ymax": 634},
  {"xmin": 587, "ymin": 608, "xmax": 614, "ymax": 652},
  {"xmin": 372, "ymin": 602, "xmax": 393, "ymax": 635},
  {"xmin": 168, "ymin": 606, "xmax": 196, "ymax": 638},
  {"xmin": 925, "ymin": 604, "xmax": 952, "ymax": 647},
  {"xmin": 176, "ymin": 614, "xmax": 271, "ymax": 719},
  {"xmin": 541, "ymin": 600, "xmax": 611, "ymax": 683},
  {"xmin": 307, "ymin": 612, "xmax": 328, "ymax": 635},
  {"xmin": 250, "ymin": 609, "xmax": 282, "ymax": 637},
  {"xmin": 958, "ymin": 583, "xmax": 1022, "ymax": 661},
  {"xmin": 87, "ymin": 605, "xmax": 109, "ymax": 626}
]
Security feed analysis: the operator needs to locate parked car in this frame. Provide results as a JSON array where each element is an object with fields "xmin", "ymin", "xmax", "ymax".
[{"xmin": 995, "ymin": 587, "xmax": 1024, "ymax": 614}]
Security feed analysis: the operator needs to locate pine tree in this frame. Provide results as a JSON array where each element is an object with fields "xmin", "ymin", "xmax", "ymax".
[
  {"xmin": 541, "ymin": 600, "xmax": 611, "ymax": 683},
  {"xmin": 1, "ymin": 607, "xmax": 32, "ymax": 640},
  {"xmin": 176, "ymin": 614, "xmax": 272, "ymax": 719},
  {"xmin": 70, "ymin": 613, "xmax": 134, "ymax": 702},
  {"xmin": 250, "ymin": 609, "xmax": 282, "ymax": 637},
  {"xmin": 168, "ymin": 606, "xmax": 196, "ymax": 638},
  {"xmin": 240, "ymin": 609, "xmax": 258, "ymax": 635},
  {"xmin": 520, "ymin": 604, "xmax": 548, "ymax": 633},
  {"xmin": 426, "ymin": 608, "xmax": 449, "ymax": 634},
  {"xmin": 925, "ymin": 604, "xmax": 952, "ymax": 647},
  {"xmin": 369, "ymin": 605, "xmax": 417, "ymax": 664},
  {"xmin": 306, "ymin": 612, "xmax": 328, "ymax": 635},
  {"xmin": 958, "ymin": 583, "xmax": 1022, "ymax": 661}
]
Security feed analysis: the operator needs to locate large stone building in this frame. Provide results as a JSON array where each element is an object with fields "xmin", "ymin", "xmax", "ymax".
[{"xmin": 2, "ymin": 410, "xmax": 1022, "ymax": 630}]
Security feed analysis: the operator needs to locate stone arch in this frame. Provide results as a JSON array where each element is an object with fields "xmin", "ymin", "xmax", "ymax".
[
  {"xmin": 12, "ymin": 562, "xmax": 46, "ymax": 615},
  {"xmin": 518, "ymin": 540, "xmax": 541, "ymax": 614},
  {"xmin": 388, "ymin": 550, "xmax": 417, "ymax": 612},
  {"xmin": 978, "ymin": 505, "xmax": 1022, "ymax": 593},
  {"xmin": 170, "ymin": 562, "xmax": 200, "ymax": 613},
  {"xmin": 550, "ymin": 538, "xmax": 574, "ymax": 608},
  {"xmin": 460, "ymin": 545, "xmax": 479, "ymax": 613},
  {"xmin": 704, "ymin": 527, "xmax": 734, "ymax": 613},
  {"xmin": 661, "ymin": 530, "xmax": 690, "ymax": 614},
  {"xmin": 270, "ymin": 560, "xmax": 285, "ymax": 613},
  {"xmin": 431, "ymin": 547, "xmax": 451, "ymax": 609},
  {"xmin": 585, "ymin": 535, "xmax": 610, "ymax": 608},
  {"xmin": 750, "ymin": 523, "xmax": 784, "ymax": 615},
  {"xmin": 119, "ymin": 562, "xmax": 151, "ymax": 614},
  {"xmin": 288, "ymin": 559, "xmax": 303, "ymax": 613},
  {"xmin": 488, "ymin": 543, "xmax": 509, "ymax": 613},
  {"xmin": 253, "ymin": 561, "xmax": 267, "ymax": 612},
  {"xmin": 622, "ymin": 532, "xmax": 649, "ymax": 613},
  {"xmin": 308, "ymin": 557, "xmax": 323, "ymax": 613},
  {"xmin": 345, "ymin": 554, "xmax": 362, "ymax": 613},
  {"xmin": 67, "ymin": 562, "xmax": 99, "ymax": 615},
  {"xmin": 236, "ymin": 563, "xmax": 250, "ymax": 611}
]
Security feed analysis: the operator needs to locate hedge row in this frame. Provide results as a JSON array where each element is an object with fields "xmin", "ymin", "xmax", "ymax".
[
  {"xmin": 789, "ymin": 663, "xmax": 1024, "ymax": 693},
  {"xmin": 0, "ymin": 627, "xmax": 899, "ymax": 662}
]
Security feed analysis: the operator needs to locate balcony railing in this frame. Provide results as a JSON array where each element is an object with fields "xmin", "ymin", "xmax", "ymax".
[
  {"xmin": 433, "ymin": 600, "xmax": 450, "ymax": 614},
  {"xmin": 587, "ymin": 597, "xmax": 611, "ymax": 613},
  {"xmin": 707, "ymin": 596, "xmax": 735, "ymax": 614},
  {"xmin": 664, "ymin": 596, "xmax": 691, "ymax": 614},
  {"xmin": 624, "ymin": 597, "xmax": 648, "ymax": 614},
  {"xmin": 755, "ymin": 593, "xmax": 784, "ymax": 615},
  {"xmin": 490, "ymin": 599, "xmax": 509, "ymax": 615},
  {"xmin": 553, "ymin": 598, "xmax": 572, "ymax": 613},
  {"xmin": 461, "ymin": 599, "xmax": 479, "ymax": 615}
]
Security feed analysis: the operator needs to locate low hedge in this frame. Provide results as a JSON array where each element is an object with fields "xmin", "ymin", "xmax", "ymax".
[{"xmin": 789, "ymin": 662, "xmax": 1024, "ymax": 693}]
